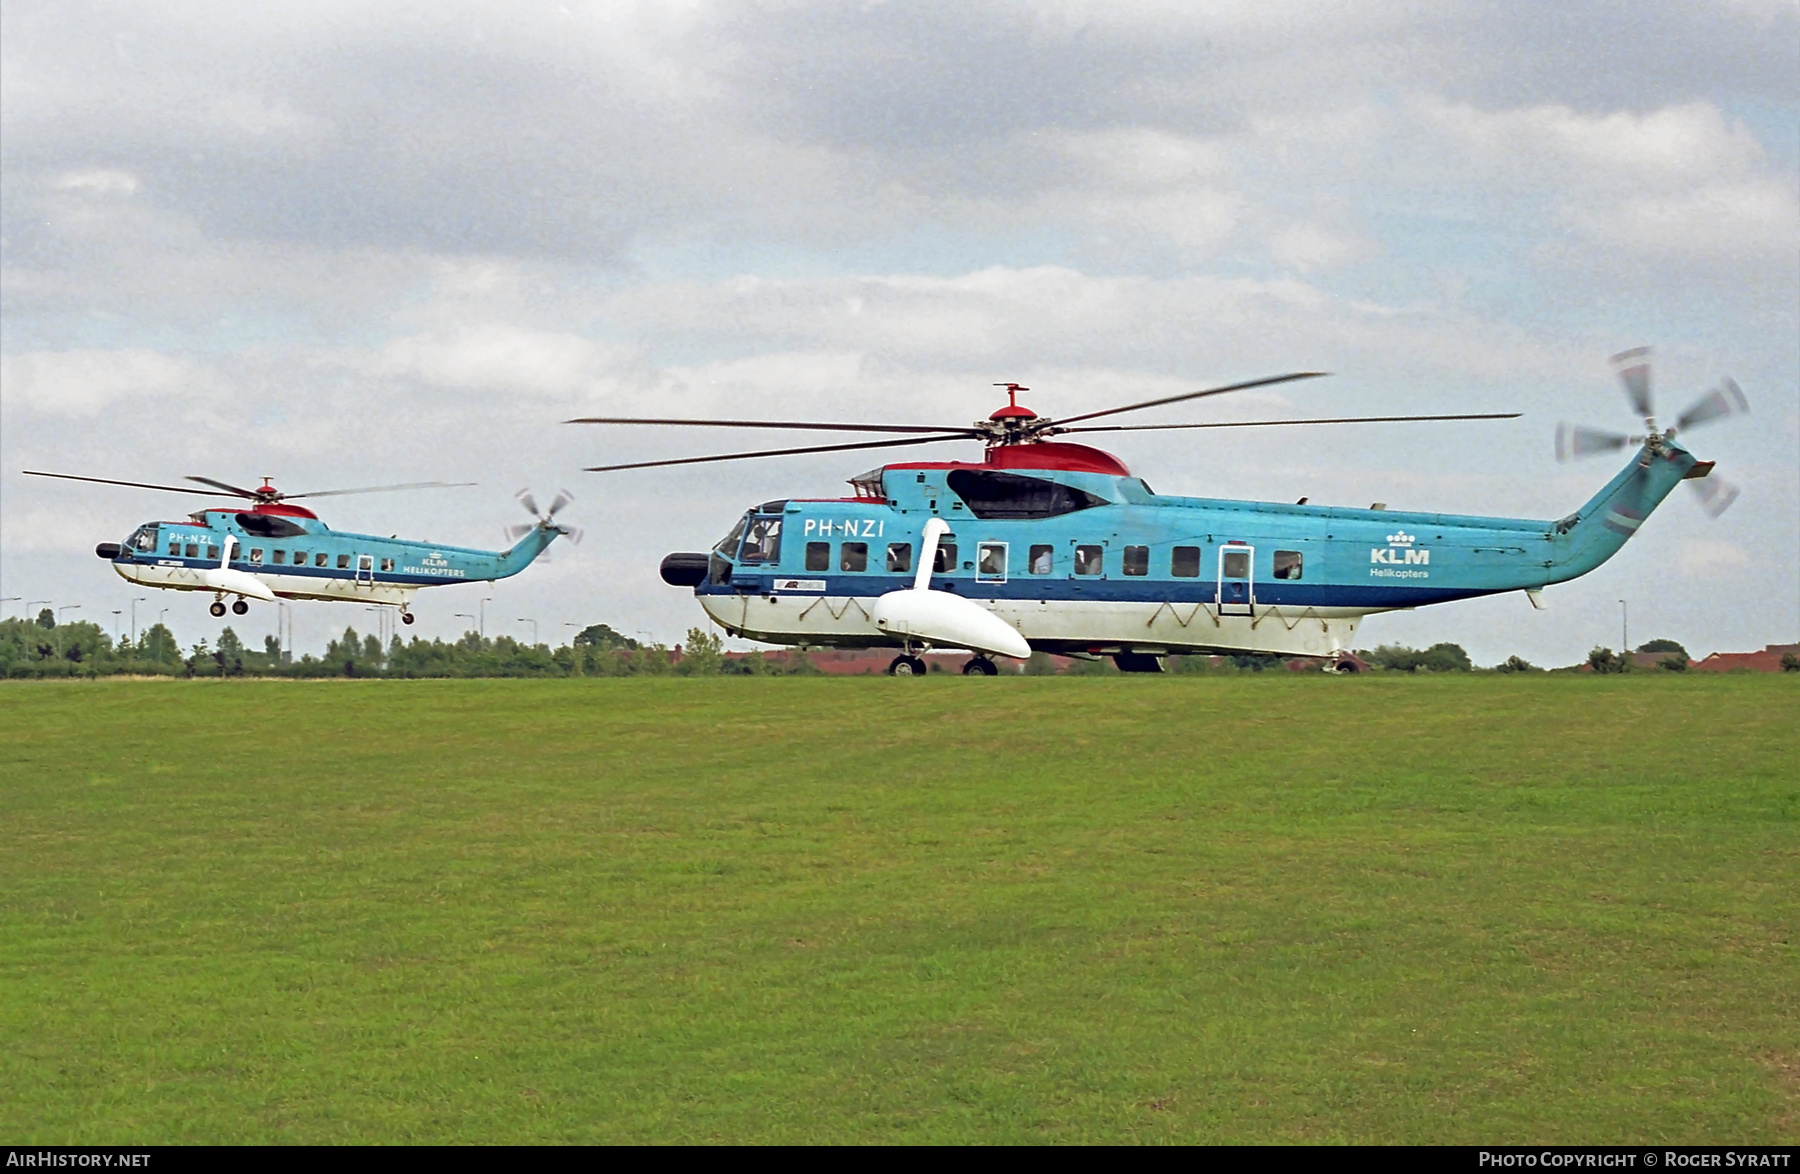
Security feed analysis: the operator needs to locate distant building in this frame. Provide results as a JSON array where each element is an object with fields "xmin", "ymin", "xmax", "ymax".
[{"xmin": 1691, "ymin": 643, "xmax": 1800, "ymax": 673}]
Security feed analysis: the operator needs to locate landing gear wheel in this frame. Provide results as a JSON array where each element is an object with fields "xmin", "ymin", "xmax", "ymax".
[
  {"xmin": 209, "ymin": 600, "xmax": 227, "ymax": 618},
  {"xmin": 401, "ymin": 612, "xmax": 416, "ymax": 625},
  {"xmin": 887, "ymin": 655, "xmax": 927, "ymax": 676},
  {"xmin": 961, "ymin": 657, "xmax": 998, "ymax": 676},
  {"xmin": 231, "ymin": 599, "xmax": 249, "ymax": 615}
]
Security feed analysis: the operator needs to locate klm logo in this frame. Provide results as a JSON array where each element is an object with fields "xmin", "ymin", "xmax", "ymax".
[{"xmin": 1370, "ymin": 531, "xmax": 1430, "ymax": 565}]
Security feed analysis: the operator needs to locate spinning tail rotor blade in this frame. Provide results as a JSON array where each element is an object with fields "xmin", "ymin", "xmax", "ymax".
[
  {"xmin": 517, "ymin": 490, "xmax": 540, "ymax": 518},
  {"xmin": 1052, "ymin": 372, "xmax": 1328, "ymax": 427},
  {"xmin": 1675, "ymin": 377, "xmax": 1749, "ymax": 432},
  {"xmin": 1689, "ymin": 475, "xmax": 1740, "ymax": 518},
  {"xmin": 584, "ymin": 432, "xmax": 975, "ymax": 473},
  {"xmin": 545, "ymin": 490, "xmax": 574, "ymax": 519},
  {"xmin": 1556, "ymin": 423, "xmax": 1632, "ymax": 461},
  {"xmin": 1610, "ymin": 347, "xmax": 1655, "ymax": 419},
  {"xmin": 505, "ymin": 523, "xmax": 539, "ymax": 542}
]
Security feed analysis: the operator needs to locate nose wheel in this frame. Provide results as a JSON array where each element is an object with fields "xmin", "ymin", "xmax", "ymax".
[{"xmin": 401, "ymin": 611, "xmax": 415, "ymax": 625}]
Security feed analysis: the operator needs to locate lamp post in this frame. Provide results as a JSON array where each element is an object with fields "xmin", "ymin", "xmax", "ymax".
[
  {"xmin": 131, "ymin": 597, "xmax": 148, "ymax": 645},
  {"xmin": 518, "ymin": 617, "xmax": 538, "ymax": 645},
  {"xmin": 27, "ymin": 599, "xmax": 51, "ymax": 626},
  {"xmin": 112, "ymin": 609, "xmax": 124, "ymax": 642},
  {"xmin": 479, "ymin": 596, "xmax": 494, "ymax": 638},
  {"xmin": 455, "ymin": 613, "xmax": 476, "ymax": 638},
  {"xmin": 158, "ymin": 608, "xmax": 170, "ymax": 664},
  {"xmin": 1, "ymin": 597, "xmax": 19, "ymax": 621},
  {"xmin": 1618, "ymin": 599, "xmax": 1629, "ymax": 657}
]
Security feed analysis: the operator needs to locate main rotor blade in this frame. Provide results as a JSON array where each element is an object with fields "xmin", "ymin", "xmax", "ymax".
[
  {"xmin": 584, "ymin": 432, "xmax": 975, "ymax": 473},
  {"xmin": 1674, "ymin": 377, "xmax": 1749, "ymax": 432},
  {"xmin": 186, "ymin": 475, "xmax": 262, "ymax": 498},
  {"xmin": 1059, "ymin": 411, "xmax": 1521, "ymax": 435},
  {"xmin": 23, "ymin": 470, "xmax": 223, "ymax": 496},
  {"xmin": 566, "ymin": 415, "xmax": 972, "ymax": 434},
  {"xmin": 282, "ymin": 481, "xmax": 477, "ymax": 500},
  {"xmin": 1051, "ymin": 372, "xmax": 1329, "ymax": 427},
  {"xmin": 1556, "ymin": 423, "xmax": 1632, "ymax": 461},
  {"xmin": 1610, "ymin": 347, "xmax": 1654, "ymax": 419}
]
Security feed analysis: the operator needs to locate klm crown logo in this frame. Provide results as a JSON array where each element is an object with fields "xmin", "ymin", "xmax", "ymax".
[
  {"xmin": 1371, "ymin": 530, "xmax": 1429, "ymax": 567},
  {"xmin": 1386, "ymin": 531, "xmax": 1416, "ymax": 547}
]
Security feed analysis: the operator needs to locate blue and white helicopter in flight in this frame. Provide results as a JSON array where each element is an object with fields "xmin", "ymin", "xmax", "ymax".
[
  {"xmin": 21, "ymin": 472, "xmax": 576, "ymax": 623},
  {"xmin": 578, "ymin": 349, "xmax": 1746, "ymax": 674}
]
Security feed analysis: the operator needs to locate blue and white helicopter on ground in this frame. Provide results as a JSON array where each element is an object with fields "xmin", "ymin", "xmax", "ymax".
[
  {"xmin": 579, "ymin": 350, "xmax": 1746, "ymax": 674},
  {"xmin": 21, "ymin": 472, "xmax": 576, "ymax": 623}
]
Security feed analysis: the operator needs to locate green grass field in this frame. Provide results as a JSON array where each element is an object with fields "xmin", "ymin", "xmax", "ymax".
[{"xmin": 3, "ymin": 676, "xmax": 1795, "ymax": 1143}]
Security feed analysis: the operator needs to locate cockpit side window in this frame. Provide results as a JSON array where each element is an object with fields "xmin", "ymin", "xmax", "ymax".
[
  {"xmin": 738, "ymin": 516, "xmax": 783, "ymax": 564},
  {"xmin": 129, "ymin": 525, "xmax": 159, "ymax": 552}
]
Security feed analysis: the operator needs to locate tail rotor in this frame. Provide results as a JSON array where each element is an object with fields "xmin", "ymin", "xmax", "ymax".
[
  {"xmin": 1556, "ymin": 347, "xmax": 1749, "ymax": 518},
  {"xmin": 506, "ymin": 488, "xmax": 581, "ymax": 556}
]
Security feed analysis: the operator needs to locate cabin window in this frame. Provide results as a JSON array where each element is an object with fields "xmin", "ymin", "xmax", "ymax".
[
  {"xmin": 184, "ymin": 543, "xmax": 199, "ymax": 558},
  {"xmin": 206, "ymin": 545, "xmax": 220, "ymax": 561},
  {"xmin": 1029, "ymin": 544, "xmax": 1054, "ymax": 574},
  {"xmin": 805, "ymin": 542, "xmax": 829, "ymax": 572},
  {"xmin": 1074, "ymin": 545, "xmax": 1103, "ymax": 576},
  {"xmin": 315, "ymin": 552, "xmax": 329, "ymax": 567},
  {"xmin": 337, "ymin": 554, "xmax": 351, "ymax": 569},
  {"xmin": 933, "ymin": 542, "xmax": 958, "ymax": 573},
  {"xmin": 167, "ymin": 541, "xmax": 180, "ymax": 555},
  {"xmin": 380, "ymin": 558, "xmax": 394, "ymax": 572},
  {"xmin": 840, "ymin": 542, "xmax": 868, "ymax": 572},
  {"xmin": 977, "ymin": 542, "xmax": 1007, "ymax": 581},
  {"xmin": 1122, "ymin": 545, "xmax": 1148, "ymax": 576},
  {"xmin": 291, "ymin": 550, "xmax": 305, "ymax": 565},
  {"xmin": 739, "ymin": 517, "xmax": 782, "ymax": 563},
  {"xmin": 272, "ymin": 550, "xmax": 287, "ymax": 564},
  {"xmin": 1172, "ymin": 546, "xmax": 1201, "ymax": 577},
  {"xmin": 1274, "ymin": 550, "xmax": 1303, "ymax": 580},
  {"xmin": 944, "ymin": 469, "xmax": 1106, "ymax": 520},
  {"xmin": 1221, "ymin": 549, "xmax": 1251, "ymax": 579},
  {"xmin": 886, "ymin": 543, "xmax": 912, "ymax": 573},
  {"xmin": 249, "ymin": 548, "xmax": 263, "ymax": 564}
]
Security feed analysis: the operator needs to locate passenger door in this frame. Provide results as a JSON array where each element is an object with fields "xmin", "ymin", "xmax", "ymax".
[{"xmin": 1218, "ymin": 543, "xmax": 1254, "ymax": 616}]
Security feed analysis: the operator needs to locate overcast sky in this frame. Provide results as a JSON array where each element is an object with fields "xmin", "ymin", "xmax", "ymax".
[{"xmin": 3, "ymin": 0, "xmax": 1796, "ymax": 664}]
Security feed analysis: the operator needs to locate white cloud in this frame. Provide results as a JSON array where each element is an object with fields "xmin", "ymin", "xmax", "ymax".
[{"xmin": 0, "ymin": 350, "xmax": 223, "ymax": 416}]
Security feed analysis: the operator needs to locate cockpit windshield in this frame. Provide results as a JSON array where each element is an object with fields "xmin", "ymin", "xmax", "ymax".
[
  {"xmin": 714, "ymin": 516, "xmax": 747, "ymax": 558},
  {"xmin": 738, "ymin": 515, "xmax": 783, "ymax": 564},
  {"xmin": 127, "ymin": 524, "xmax": 159, "ymax": 552}
]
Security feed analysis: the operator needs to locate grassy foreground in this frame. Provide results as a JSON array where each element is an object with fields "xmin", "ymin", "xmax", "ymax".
[{"xmin": 2, "ymin": 675, "xmax": 1795, "ymax": 1144}]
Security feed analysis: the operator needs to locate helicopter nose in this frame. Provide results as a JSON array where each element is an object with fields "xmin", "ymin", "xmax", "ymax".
[
  {"xmin": 95, "ymin": 542, "xmax": 122, "ymax": 560},
  {"xmin": 660, "ymin": 552, "xmax": 709, "ymax": 587}
]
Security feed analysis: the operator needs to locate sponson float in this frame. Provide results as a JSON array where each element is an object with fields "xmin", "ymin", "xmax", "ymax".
[{"xmin": 602, "ymin": 351, "xmax": 1749, "ymax": 676}]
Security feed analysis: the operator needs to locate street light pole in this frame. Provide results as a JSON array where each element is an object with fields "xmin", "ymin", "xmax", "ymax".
[
  {"xmin": 518, "ymin": 617, "xmax": 538, "ymax": 645},
  {"xmin": 1618, "ymin": 599, "xmax": 1629, "ymax": 657},
  {"xmin": 480, "ymin": 596, "xmax": 494, "ymax": 639},
  {"xmin": 158, "ymin": 608, "xmax": 170, "ymax": 664},
  {"xmin": 131, "ymin": 597, "xmax": 148, "ymax": 645},
  {"xmin": 112, "ymin": 610, "xmax": 124, "ymax": 642},
  {"xmin": 1, "ymin": 597, "xmax": 19, "ymax": 621},
  {"xmin": 27, "ymin": 600, "xmax": 51, "ymax": 626},
  {"xmin": 455, "ymin": 613, "xmax": 476, "ymax": 638}
]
